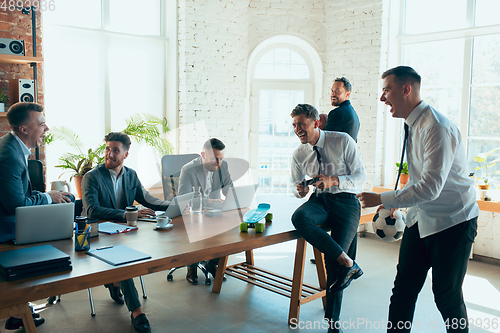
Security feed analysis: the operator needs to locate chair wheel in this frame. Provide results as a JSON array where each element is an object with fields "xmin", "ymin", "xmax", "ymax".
[
  {"xmin": 167, "ymin": 274, "xmax": 173, "ymax": 281},
  {"xmin": 205, "ymin": 278, "xmax": 211, "ymax": 286},
  {"xmin": 255, "ymin": 223, "xmax": 264, "ymax": 233}
]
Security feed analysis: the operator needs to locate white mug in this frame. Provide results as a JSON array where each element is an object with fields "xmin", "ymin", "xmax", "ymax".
[
  {"xmin": 51, "ymin": 180, "xmax": 71, "ymax": 192},
  {"xmin": 157, "ymin": 216, "xmax": 171, "ymax": 228}
]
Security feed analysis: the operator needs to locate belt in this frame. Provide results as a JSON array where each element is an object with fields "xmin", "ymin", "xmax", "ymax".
[{"xmin": 320, "ymin": 192, "xmax": 356, "ymax": 199}]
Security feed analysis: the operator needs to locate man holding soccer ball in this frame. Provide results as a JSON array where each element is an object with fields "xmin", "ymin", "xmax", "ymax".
[{"xmin": 357, "ymin": 66, "xmax": 479, "ymax": 333}]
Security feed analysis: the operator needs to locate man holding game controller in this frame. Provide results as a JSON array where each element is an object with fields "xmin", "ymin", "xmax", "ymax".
[
  {"xmin": 290, "ymin": 103, "xmax": 367, "ymax": 333},
  {"xmin": 357, "ymin": 66, "xmax": 479, "ymax": 332}
]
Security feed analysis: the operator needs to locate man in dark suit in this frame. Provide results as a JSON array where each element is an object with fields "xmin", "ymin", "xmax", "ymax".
[
  {"xmin": 324, "ymin": 77, "xmax": 360, "ymax": 142},
  {"xmin": 178, "ymin": 138, "xmax": 233, "ymax": 284},
  {"xmin": 82, "ymin": 132, "xmax": 169, "ymax": 333},
  {"xmin": 0, "ymin": 102, "xmax": 72, "ymax": 330}
]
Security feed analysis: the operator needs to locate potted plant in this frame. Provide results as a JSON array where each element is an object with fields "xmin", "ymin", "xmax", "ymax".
[
  {"xmin": 0, "ymin": 90, "xmax": 8, "ymax": 112},
  {"xmin": 45, "ymin": 113, "xmax": 174, "ymax": 197},
  {"xmin": 395, "ymin": 161, "xmax": 409, "ymax": 188},
  {"xmin": 473, "ymin": 147, "xmax": 500, "ymax": 200}
]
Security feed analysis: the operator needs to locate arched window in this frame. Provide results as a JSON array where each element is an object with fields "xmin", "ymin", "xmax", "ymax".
[{"xmin": 248, "ymin": 36, "xmax": 321, "ymax": 195}]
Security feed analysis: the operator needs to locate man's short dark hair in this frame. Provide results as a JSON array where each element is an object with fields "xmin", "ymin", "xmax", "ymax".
[
  {"xmin": 203, "ymin": 138, "xmax": 225, "ymax": 152},
  {"xmin": 290, "ymin": 104, "xmax": 319, "ymax": 120},
  {"xmin": 104, "ymin": 132, "xmax": 132, "ymax": 151},
  {"xmin": 382, "ymin": 66, "xmax": 421, "ymax": 87},
  {"xmin": 334, "ymin": 77, "xmax": 352, "ymax": 92},
  {"xmin": 6, "ymin": 102, "xmax": 44, "ymax": 131}
]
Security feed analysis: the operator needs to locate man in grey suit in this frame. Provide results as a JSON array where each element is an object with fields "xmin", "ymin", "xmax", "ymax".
[
  {"xmin": 178, "ymin": 138, "xmax": 233, "ymax": 284},
  {"xmin": 0, "ymin": 102, "xmax": 72, "ymax": 330},
  {"xmin": 82, "ymin": 132, "xmax": 169, "ymax": 333}
]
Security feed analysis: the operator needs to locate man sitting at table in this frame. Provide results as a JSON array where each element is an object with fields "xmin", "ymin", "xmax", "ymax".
[
  {"xmin": 290, "ymin": 104, "xmax": 366, "ymax": 333},
  {"xmin": 0, "ymin": 102, "xmax": 74, "ymax": 330},
  {"xmin": 82, "ymin": 132, "xmax": 170, "ymax": 333},
  {"xmin": 178, "ymin": 138, "xmax": 233, "ymax": 284}
]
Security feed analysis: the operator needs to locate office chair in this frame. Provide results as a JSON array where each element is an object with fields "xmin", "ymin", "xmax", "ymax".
[
  {"xmin": 160, "ymin": 154, "xmax": 216, "ymax": 284},
  {"xmin": 27, "ymin": 159, "xmax": 45, "ymax": 192},
  {"xmin": 163, "ymin": 155, "xmax": 250, "ymax": 285}
]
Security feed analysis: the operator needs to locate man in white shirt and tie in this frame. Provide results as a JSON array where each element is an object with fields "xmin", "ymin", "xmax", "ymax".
[
  {"xmin": 357, "ymin": 66, "xmax": 479, "ymax": 332},
  {"xmin": 290, "ymin": 104, "xmax": 367, "ymax": 333},
  {"xmin": 178, "ymin": 138, "xmax": 233, "ymax": 284}
]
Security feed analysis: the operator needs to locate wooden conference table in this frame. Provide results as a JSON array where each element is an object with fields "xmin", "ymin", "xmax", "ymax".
[{"xmin": 0, "ymin": 195, "xmax": 328, "ymax": 332}]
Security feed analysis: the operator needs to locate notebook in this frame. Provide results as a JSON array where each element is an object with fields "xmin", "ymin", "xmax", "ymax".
[
  {"xmin": 223, "ymin": 184, "xmax": 258, "ymax": 211},
  {"xmin": 15, "ymin": 203, "xmax": 75, "ymax": 245},
  {"xmin": 98, "ymin": 222, "xmax": 138, "ymax": 235},
  {"xmin": 0, "ymin": 245, "xmax": 72, "ymax": 281},
  {"xmin": 87, "ymin": 244, "xmax": 151, "ymax": 266}
]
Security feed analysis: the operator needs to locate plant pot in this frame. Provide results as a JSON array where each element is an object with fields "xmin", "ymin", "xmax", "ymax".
[
  {"xmin": 399, "ymin": 174, "xmax": 409, "ymax": 188},
  {"xmin": 478, "ymin": 184, "xmax": 490, "ymax": 201},
  {"xmin": 73, "ymin": 175, "xmax": 83, "ymax": 199}
]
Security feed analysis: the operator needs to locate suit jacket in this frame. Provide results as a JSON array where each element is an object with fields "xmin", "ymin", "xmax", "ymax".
[
  {"xmin": 324, "ymin": 100, "xmax": 360, "ymax": 142},
  {"xmin": 0, "ymin": 133, "xmax": 48, "ymax": 242},
  {"xmin": 81, "ymin": 163, "xmax": 170, "ymax": 221},
  {"xmin": 178, "ymin": 157, "xmax": 233, "ymax": 199}
]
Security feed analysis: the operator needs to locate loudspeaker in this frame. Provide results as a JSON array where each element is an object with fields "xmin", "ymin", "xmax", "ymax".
[
  {"xmin": 0, "ymin": 38, "xmax": 25, "ymax": 56},
  {"xmin": 9, "ymin": 79, "xmax": 36, "ymax": 103}
]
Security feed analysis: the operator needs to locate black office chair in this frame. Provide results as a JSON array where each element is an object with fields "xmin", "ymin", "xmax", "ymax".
[{"xmin": 27, "ymin": 159, "xmax": 45, "ymax": 192}]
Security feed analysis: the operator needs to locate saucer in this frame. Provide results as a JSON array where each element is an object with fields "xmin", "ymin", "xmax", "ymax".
[{"xmin": 155, "ymin": 223, "xmax": 173, "ymax": 230}]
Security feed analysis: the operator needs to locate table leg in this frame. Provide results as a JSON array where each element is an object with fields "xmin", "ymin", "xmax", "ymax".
[
  {"xmin": 313, "ymin": 247, "xmax": 327, "ymax": 309},
  {"xmin": 212, "ymin": 255, "xmax": 229, "ymax": 294},
  {"xmin": 288, "ymin": 238, "xmax": 307, "ymax": 325},
  {"xmin": 245, "ymin": 250, "xmax": 254, "ymax": 265},
  {"xmin": 20, "ymin": 303, "xmax": 37, "ymax": 333}
]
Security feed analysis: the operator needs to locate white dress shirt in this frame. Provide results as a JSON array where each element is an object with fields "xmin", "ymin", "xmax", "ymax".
[
  {"xmin": 381, "ymin": 101, "xmax": 479, "ymax": 238},
  {"xmin": 291, "ymin": 130, "xmax": 367, "ymax": 196},
  {"xmin": 12, "ymin": 132, "xmax": 52, "ymax": 204}
]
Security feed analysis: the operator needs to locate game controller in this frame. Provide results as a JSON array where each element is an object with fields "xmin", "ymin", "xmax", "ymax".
[{"xmin": 301, "ymin": 177, "xmax": 320, "ymax": 187}]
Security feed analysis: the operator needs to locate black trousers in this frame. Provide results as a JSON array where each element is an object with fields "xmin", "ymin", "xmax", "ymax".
[
  {"xmin": 119, "ymin": 278, "xmax": 141, "ymax": 312},
  {"xmin": 292, "ymin": 192, "xmax": 360, "ymax": 322},
  {"xmin": 388, "ymin": 217, "xmax": 477, "ymax": 333}
]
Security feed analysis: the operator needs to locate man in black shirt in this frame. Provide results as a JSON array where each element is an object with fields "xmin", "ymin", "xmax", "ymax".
[{"xmin": 323, "ymin": 77, "xmax": 360, "ymax": 142}]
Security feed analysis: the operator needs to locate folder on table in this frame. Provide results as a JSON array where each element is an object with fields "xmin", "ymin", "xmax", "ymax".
[
  {"xmin": 0, "ymin": 245, "xmax": 72, "ymax": 281},
  {"xmin": 87, "ymin": 245, "xmax": 151, "ymax": 266},
  {"xmin": 98, "ymin": 222, "xmax": 138, "ymax": 235}
]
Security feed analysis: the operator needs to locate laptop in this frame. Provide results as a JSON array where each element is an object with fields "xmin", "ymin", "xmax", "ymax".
[
  {"xmin": 139, "ymin": 192, "xmax": 193, "ymax": 221},
  {"xmin": 15, "ymin": 203, "xmax": 75, "ymax": 245},
  {"xmin": 223, "ymin": 184, "xmax": 258, "ymax": 211}
]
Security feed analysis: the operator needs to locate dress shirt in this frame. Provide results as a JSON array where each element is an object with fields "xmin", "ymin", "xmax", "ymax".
[
  {"xmin": 381, "ymin": 101, "xmax": 479, "ymax": 238},
  {"xmin": 11, "ymin": 132, "xmax": 52, "ymax": 204},
  {"xmin": 291, "ymin": 130, "xmax": 366, "ymax": 196}
]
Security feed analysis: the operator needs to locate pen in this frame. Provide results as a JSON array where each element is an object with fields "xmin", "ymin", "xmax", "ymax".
[{"xmin": 96, "ymin": 245, "xmax": 113, "ymax": 250}]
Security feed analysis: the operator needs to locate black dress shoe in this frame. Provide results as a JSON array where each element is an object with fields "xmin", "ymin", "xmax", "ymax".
[
  {"xmin": 5, "ymin": 316, "xmax": 45, "ymax": 330},
  {"xmin": 131, "ymin": 313, "xmax": 151, "ymax": 333},
  {"xmin": 205, "ymin": 262, "xmax": 226, "ymax": 282},
  {"xmin": 104, "ymin": 283, "xmax": 124, "ymax": 304},
  {"xmin": 186, "ymin": 265, "xmax": 198, "ymax": 285},
  {"xmin": 329, "ymin": 261, "xmax": 363, "ymax": 292},
  {"xmin": 310, "ymin": 258, "xmax": 316, "ymax": 264}
]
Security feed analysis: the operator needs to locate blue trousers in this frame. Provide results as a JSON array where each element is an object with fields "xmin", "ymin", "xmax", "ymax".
[{"xmin": 292, "ymin": 192, "xmax": 360, "ymax": 322}]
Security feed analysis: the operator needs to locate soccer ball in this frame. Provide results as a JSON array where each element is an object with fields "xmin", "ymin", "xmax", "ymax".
[{"xmin": 372, "ymin": 209, "xmax": 406, "ymax": 242}]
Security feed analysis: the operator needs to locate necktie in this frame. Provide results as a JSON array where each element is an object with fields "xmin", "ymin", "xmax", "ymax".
[
  {"xmin": 205, "ymin": 171, "xmax": 213, "ymax": 197},
  {"xmin": 313, "ymin": 146, "xmax": 322, "ymax": 175},
  {"xmin": 395, "ymin": 123, "xmax": 409, "ymax": 190}
]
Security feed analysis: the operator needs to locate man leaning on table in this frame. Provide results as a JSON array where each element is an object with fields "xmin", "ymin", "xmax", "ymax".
[
  {"xmin": 357, "ymin": 66, "xmax": 478, "ymax": 332},
  {"xmin": 290, "ymin": 103, "xmax": 366, "ymax": 333},
  {"xmin": 82, "ymin": 132, "xmax": 170, "ymax": 333},
  {"xmin": 0, "ymin": 102, "xmax": 73, "ymax": 330}
]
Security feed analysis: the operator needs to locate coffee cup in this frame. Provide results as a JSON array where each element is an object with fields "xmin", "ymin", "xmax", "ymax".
[
  {"xmin": 157, "ymin": 216, "xmax": 171, "ymax": 228},
  {"xmin": 125, "ymin": 206, "xmax": 138, "ymax": 226}
]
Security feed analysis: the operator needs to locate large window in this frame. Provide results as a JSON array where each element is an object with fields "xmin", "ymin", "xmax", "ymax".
[
  {"xmin": 249, "ymin": 37, "xmax": 319, "ymax": 195},
  {"xmin": 400, "ymin": 0, "xmax": 500, "ymax": 192},
  {"xmin": 42, "ymin": 0, "xmax": 167, "ymax": 188}
]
